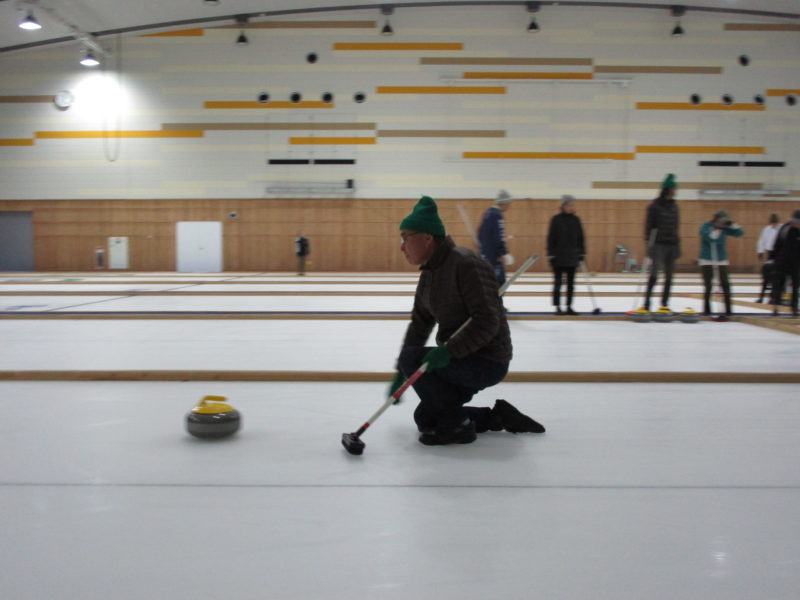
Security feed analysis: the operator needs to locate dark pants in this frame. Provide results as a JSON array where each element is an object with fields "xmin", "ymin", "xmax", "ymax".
[
  {"xmin": 552, "ymin": 266, "xmax": 576, "ymax": 307},
  {"xmin": 645, "ymin": 244, "xmax": 678, "ymax": 309},
  {"xmin": 398, "ymin": 346, "xmax": 509, "ymax": 432},
  {"xmin": 701, "ymin": 264, "xmax": 731, "ymax": 315},
  {"xmin": 758, "ymin": 262, "xmax": 774, "ymax": 302},
  {"xmin": 296, "ymin": 255, "xmax": 307, "ymax": 275},
  {"xmin": 771, "ymin": 265, "xmax": 800, "ymax": 314},
  {"xmin": 490, "ymin": 260, "xmax": 506, "ymax": 287}
]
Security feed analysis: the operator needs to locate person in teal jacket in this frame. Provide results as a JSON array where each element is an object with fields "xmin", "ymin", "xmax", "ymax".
[{"xmin": 699, "ymin": 210, "xmax": 744, "ymax": 316}]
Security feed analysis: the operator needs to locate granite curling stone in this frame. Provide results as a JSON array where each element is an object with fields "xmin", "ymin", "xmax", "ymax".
[{"xmin": 186, "ymin": 395, "xmax": 241, "ymax": 439}]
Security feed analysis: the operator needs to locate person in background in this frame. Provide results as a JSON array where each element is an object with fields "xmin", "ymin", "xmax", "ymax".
[
  {"xmin": 294, "ymin": 231, "xmax": 310, "ymax": 276},
  {"xmin": 391, "ymin": 195, "xmax": 544, "ymax": 446},
  {"xmin": 756, "ymin": 213, "xmax": 781, "ymax": 303},
  {"xmin": 699, "ymin": 210, "xmax": 744, "ymax": 318},
  {"xmin": 643, "ymin": 173, "xmax": 681, "ymax": 313},
  {"xmin": 547, "ymin": 194, "xmax": 585, "ymax": 315},
  {"xmin": 770, "ymin": 209, "xmax": 800, "ymax": 317},
  {"xmin": 478, "ymin": 190, "xmax": 513, "ymax": 286}
]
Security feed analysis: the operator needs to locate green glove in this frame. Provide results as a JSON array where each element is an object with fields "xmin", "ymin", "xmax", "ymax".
[
  {"xmin": 423, "ymin": 345, "xmax": 452, "ymax": 371},
  {"xmin": 389, "ymin": 370, "xmax": 405, "ymax": 403}
]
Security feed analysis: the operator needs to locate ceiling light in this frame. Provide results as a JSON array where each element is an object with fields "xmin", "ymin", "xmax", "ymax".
[
  {"xmin": 527, "ymin": 2, "xmax": 541, "ymax": 33},
  {"xmin": 380, "ymin": 5, "xmax": 394, "ymax": 36},
  {"xmin": 80, "ymin": 50, "xmax": 100, "ymax": 67},
  {"xmin": 19, "ymin": 10, "xmax": 42, "ymax": 30},
  {"xmin": 235, "ymin": 14, "xmax": 249, "ymax": 45},
  {"xmin": 203, "ymin": 0, "xmax": 221, "ymax": 5},
  {"xmin": 671, "ymin": 5, "xmax": 685, "ymax": 37}
]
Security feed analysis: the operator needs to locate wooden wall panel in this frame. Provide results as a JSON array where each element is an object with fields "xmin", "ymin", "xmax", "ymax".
[{"xmin": 1, "ymin": 198, "xmax": 792, "ymax": 273}]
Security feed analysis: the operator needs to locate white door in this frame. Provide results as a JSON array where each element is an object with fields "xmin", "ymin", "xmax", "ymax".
[
  {"xmin": 176, "ymin": 222, "xmax": 223, "ymax": 272},
  {"xmin": 108, "ymin": 236, "xmax": 129, "ymax": 269}
]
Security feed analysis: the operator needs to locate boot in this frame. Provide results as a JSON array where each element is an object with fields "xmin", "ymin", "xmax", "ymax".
[
  {"xmin": 418, "ymin": 420, "xmax": 477, "ymax": 446},
  {"xmin": 492, "ymin": 400, "xmax": 546, "ymax": 433}
]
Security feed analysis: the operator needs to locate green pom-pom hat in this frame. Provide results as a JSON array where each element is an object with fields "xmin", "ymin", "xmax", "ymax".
[
  {"xmin": 661, "ymin": 173, "xmax": 677, "ymax": 190},
  {"xmin": 399, "ymin": 195, "xmax": 446, "ymax": 237}
]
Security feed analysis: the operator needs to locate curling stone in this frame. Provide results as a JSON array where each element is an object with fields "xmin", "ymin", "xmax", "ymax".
[
  {"xmin": 652, "ymin": 306, "xmax": 675, "ymax": 323},
  {"xmin": 186, "ymin": 395, "xmax": 241, "ymax": 439},
  {"xmin": 629, "ymin": 307, "xmax": 652, "ymax": 323},
  {"xmin": 678, "ymin": 308, "xmax": 701, "ymax": 323}
]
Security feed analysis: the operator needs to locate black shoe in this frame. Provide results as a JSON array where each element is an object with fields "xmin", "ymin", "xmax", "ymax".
[
  {"xmin": 566, "ymin": 307, "xmax": 578, "ymax": 316},
  {"xmin": 555, "ymin": 307, "xmax": 564, "ymax": 315},
  {"xmin": 492, "ymin": 399, "xmax": 545, "ymax": 434},
  {"xmin": 419, "ymin": 420, "xmax": 477, "ymax": 446}
]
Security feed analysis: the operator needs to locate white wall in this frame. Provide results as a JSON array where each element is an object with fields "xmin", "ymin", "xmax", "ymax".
[{"xmin": 0, "ymin": 5, "xmax": 798, "ymax": 201}]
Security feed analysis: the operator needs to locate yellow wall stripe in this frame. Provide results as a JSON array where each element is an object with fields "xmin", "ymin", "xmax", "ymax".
[
  {"xmin": 463, "ymin": 72, "xmax": 593, "ymax": 80},
  {"xmin": 204, "ymin": 101, "xmax": 332, "ymax": 109},
  {"xmin": 464, "ymin": 151, "xmax": 635, "ymax": 160},
  {"xmin": 35, "ymin": 130, "xmax": 204, "ymax": 139},
  {"xmin": 289, "ymin": 137, "xmax": 377, "ymax": 145},
  {"xmin": 637, "ymin": 102, "xmax": 765, "ymax": 111},
  {"xmin": 141, "ymin": 29, "xmax": 204, "ymax": 37},
  {"xmin": 334, "ymin": 42, "xmax": 463, "ymax": 51},
  {"xmin": 636, "ymin": 145, "xmax": 764, "ymax": 154},
  {"xmin": 376, "ymin": 86, "xmax": 506, "ymax": 94},
  {"xmin": 766, "ymin": 89, "xmax": 800, "ymax": 96},
  {"xmin": 163, "ymin": 122, "xmax": 375, "ymax": 131},
  {"xmin": 0, "ymin": 138, "xmax": 34, "ymax": 146}
]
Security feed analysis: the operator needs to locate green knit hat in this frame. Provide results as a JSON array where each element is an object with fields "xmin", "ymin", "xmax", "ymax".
[
  {"xmin": 661, "ymin": 173, "xmax": 677, "ymax": 190},
  {"xmin": 399, "ymin": 196, "xmax": 446, "ymax": 236}
]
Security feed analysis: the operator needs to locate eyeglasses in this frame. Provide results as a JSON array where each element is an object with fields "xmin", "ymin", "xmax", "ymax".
[{"xmin": 400, "ymin": 232, "xmax": 423, "ymax": 243}]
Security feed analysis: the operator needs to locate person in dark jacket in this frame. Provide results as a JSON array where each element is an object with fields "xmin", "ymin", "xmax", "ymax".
[
  {"xmin": 478, "ymin": 190, "xmax": 513, "ymax": 286},
  {"xmin": 294, "ymin": 231, "xmax": 310, "ymax": 275},
  {"xmin": 642, "ymin": 173, "xmax": 681, "ymax": 312},
  {"xmin": 547, "ymin": 195, "xmax": 586, "ymax": 315},
  {"xmin": 770, "ymin": 209, "xmax": 800, "ymax": 317},
  {"xmin": 392, "ymin": 195, "xmax": 544, "ymax": 446}
]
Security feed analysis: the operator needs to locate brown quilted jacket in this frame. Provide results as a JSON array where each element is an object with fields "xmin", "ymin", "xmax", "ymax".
[{"xmin": 401, "ymin": 236, "xmax": 512, "ymax": 363}]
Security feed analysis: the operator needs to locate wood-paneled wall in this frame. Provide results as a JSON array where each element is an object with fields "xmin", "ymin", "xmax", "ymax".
[{"xmin": 1, "ymin": 198, "xmax": 792, "ymax": 272}]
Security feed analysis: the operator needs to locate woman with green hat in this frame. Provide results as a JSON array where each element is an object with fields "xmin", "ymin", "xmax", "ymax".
[{"xmin": 642, "ymin": 173, "xmax": 681, "ymax": 313}]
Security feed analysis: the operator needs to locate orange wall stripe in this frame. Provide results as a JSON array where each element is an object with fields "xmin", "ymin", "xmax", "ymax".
[
  {"xmin": 0, "ymin": 138, "xmax": 34, "ymax": 146},
  {"xmin": 766, "ymin": 89, "xmax": 800, "ymax": 96},
  {"xmin": 637, "ymin": 102, "xmax": 765, "ymax": 111},
  {"xmin": 376, "ymin": 86, "xmax": 506, "ymax": 94},
  {"xmin": 636, "ymin": 145, "xmax": 764, "ymax": 154},
  {"xmin": 463, "ymin": 72, "xmax": 593, "ymax": 80},
  {"xmin": 334, "ymin": 42, "xmax": 463, "ymax": 51},
  {"xmin": 289, "ymin": 137, "xmax": 377, "ymax": 145},
  {"xmin": 463, "ymin": 151, "xmax": 635, "ymax": 160},
  {"xmin": 204, "ymin": 101, "xmax": 332, "ymax": 109},
  {"xmin": 35, "ymin": 130, "xmax": 204, "ymax": 139},
  {"xmin": 140, "ymin": 28, "xmax": 204, "ymax": 37}
]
